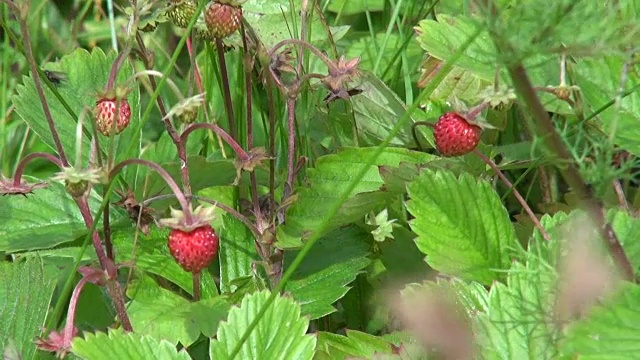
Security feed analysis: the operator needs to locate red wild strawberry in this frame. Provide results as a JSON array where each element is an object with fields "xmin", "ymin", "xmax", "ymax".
[
  {"xmin": 205, "ymin": 1, "xmax": 243, "ymax": 39},
  {"xmin": 168, "ymin": 225, "xmax": 219, "ymax": 274},
  {"xmin": 433, "ymin": 112, "xmax": 482, "ymax": 157},
  {"xmin": 95, "ymin": 97, "xmax": 131, "ymax": 136}
]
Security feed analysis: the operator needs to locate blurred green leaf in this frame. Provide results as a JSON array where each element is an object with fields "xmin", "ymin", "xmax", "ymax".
[
  {"xmin": 210, "ymin": 290, "xmax": 316, "ymax": 359},
  {"xmin": 0, "ymin": 258, "xmax": 55, "ymax": 360},
  {"xmin": 406, "ymin": 169, "xmax": 519, "ymax": 284},
  {"xmin": 326, "ymin": 0, "xmax": 385, "ymax": 15},
  {"xmin": 71, "ymin": 328, "xmax": 191, "ymax": 360},
  {"xmin": 561, "ymin": 282, "xmax": 640, "ymax": 359},
  {"xmin": 286, "ymin": 226, "xmax": 371, "ymax": 319}
]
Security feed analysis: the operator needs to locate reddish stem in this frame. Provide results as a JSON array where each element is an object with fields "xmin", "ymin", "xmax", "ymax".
[
  {"xmin": 181, "ymin": 123, "xmax": 249, "ymax": 161},
  {"xmin": 215, "ymin": 36, "xmax": 237, "ymax": 141},
  {"xmin": 241, "ymin": 22, "xmax": 263, "ymax": 229},
  {"xmin": 12, "ymin": 152, "xmax": 63, "ymax": 185},
  {"xmin": 106, "ymin": 49, "xmax": 130, "ymax": 90},
  {"xmin": 474, "ymin": 149, "xmax": 551, "ymax": 241},
  {"xmin": 74, "ymin": 198, "xmax": 133, "ymax": 331},
  {"xmin": 284, "ymin": 98, "xmax": 297, "ymax": 198},
  {"xmin": 110, "ymin": 159, "xmax": 192, "ymax": 224}
]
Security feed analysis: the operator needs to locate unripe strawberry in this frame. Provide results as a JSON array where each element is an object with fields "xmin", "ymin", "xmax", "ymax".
[
  {"xmin": 167, "ymin": 0, "xmax": 198, "ymax": 28},
  {"xmin": 95, "ymin": 97, "xmax": 131, "ymax": 136},
  {"xmin": 65, "ymin": 180, "xmax": 88, "ymax": 198},
  {"xmin": 433, "ymin": 112, "xmax": 482, "ymax": 157},
  {"xmin": 168, "ymin": 225, "xmax": 219, "ymax": 273},
  {"xmin": 205, "ymin": 1, "xmax": 242, "ymax": 39}
]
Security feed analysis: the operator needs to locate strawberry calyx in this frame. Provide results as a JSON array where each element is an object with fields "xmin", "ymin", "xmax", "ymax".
[{"xmin": 159, "ymin": 204, "xmax": 216, "ymax": 232}]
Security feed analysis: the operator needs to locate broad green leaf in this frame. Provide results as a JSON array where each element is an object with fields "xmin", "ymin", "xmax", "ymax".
[
  {"xmin": 111, "ymin": 227, "xmax": 193, "ymax": 295},
  {"xmin": 210, "ymin": 290, "xmax": 316, "ymax": 360},
  {"xmin": 315, "ymin": 330, "xmax": 394, "ymax": 359},
  {"xmin": 12, "ymin": 48, "xmax": 140, "ymax": 164},
  {"xmin": 218, "ymin": 214, "xmax": 260, "ymax": 293},
  {"xmin": 0, "ymin": 179, "xmax": 127, "ymax": 252},
  {"xmin": 327, "ymin": 0, "xmax": 385, "ymax": 15},
  {"xmin": 285, "ymin": 226, "xmax": 371, "ymax": 319},
  {"xmin": 608, "ymin": 209, "xmax": 640, "ymax": 272},
  {"xmin": 561, "ymin": 282, "xmax": 640, "ymax": 359},
  {"xmin": 277, "ymin": 147, "xmax": 434, "ymax": 248},
  {"xmin": 475, "ymin": 214, "xmax": 565, "ymax": 359},
  {"xmin": 126, "ymin": 275, "xmax": 230, "ymax": 346},
  {"xmin": 417, "ymin": 57, "xmax": 489, "ymax": 102},
  {"xmin": 0, "ymin": 258, "xmax": 55, "ymax": 360},
  {"xmin": 231, "ymin": 0, "xmax": 349, "ymax": 49},
  {"xmin": 406, "ymin": 169, "xmax": 519, "ymax": 284},
  {"xmin": 344, "ymin": 34, "xmax": 423, "ymax": 78},
  {"xmin": 71, "ymin": 328, "xmax": 191, "ymax": 360},
  {"xmin": 574, "ymin": 56, "xmax": 640, "ymax": 156},
  {"xmin": 349, "ymin": 71, "xmax": 427, "ymax": 147},
  {"xmin": 415, "ymin": 14, "xmax": 568, "ymax": 113}
]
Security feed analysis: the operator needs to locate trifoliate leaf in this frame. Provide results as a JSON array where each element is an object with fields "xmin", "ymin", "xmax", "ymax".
[{"xmin": 210, "ymin": 290, "xmax": 316, "ymax": 359}]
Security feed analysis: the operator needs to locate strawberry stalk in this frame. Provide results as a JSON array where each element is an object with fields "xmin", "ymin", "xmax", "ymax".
[
  {"xmin": 214, "ymin": 36, "xmax": 238, "ymax": 141},
  {"xmin": 141, "ymin": 193, "xmax": 261, "ymax": 240},
  {"xmin": 110, "ymin": 159, "xmax": 193, "ymax": 224},
  {"xmin": 12, "ymin": 153, "xmax": 64, "ymax": 185},
  {"xmin": 473, "ymin": 149, "xmax": 551, "ymax": 241},
  {"xmin": 4, "ymin": 1, "xmax": 69, "ymax": 166},
  {"xmin": 240, "ymin": 22, "xmax": 265, "ymax": 232},
  {"xmin": 180, "ymin": 123, "xmax": 249, "ymax": 161}
]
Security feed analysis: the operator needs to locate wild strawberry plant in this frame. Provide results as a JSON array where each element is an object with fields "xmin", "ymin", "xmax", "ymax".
[{"xmin": 1, "ymin": 0, "xmax": 640, "ymax": 359}]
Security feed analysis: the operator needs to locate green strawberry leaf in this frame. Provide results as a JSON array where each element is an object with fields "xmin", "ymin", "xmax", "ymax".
[
  {"xmin": 608, "ymin": 208, "xmax": 640, "ymax": 272},
  {"xmin": 0, "ymin": 178, "xmax": 127, "ymax": 252},
  {"xmin": 0, "ymin": 258, "xmax": 56, "ymax": 360},
  {"xmin": 209, "ymin": 290, "xmax": 316, "ymax": 359},
  {"xmin": 316, "ymin": 330, "xmax": 394, "ymax": 359},
  {"xmin": 561, "ymin": 282, "xmax": 640, "ymax": 359},
  {"xmin": 326, "ymin": 0, "xmax": 385, "ymax": 15},
  {"xmin": 126, "ymin": 275, "xmax": 230, "ymax": 346},
  {"xmin": 277, "ymin": 147, "xmax": 435, "ymax": 249},
  {"xmin": 231, "ymin": 0, "xmax": 349, "ymax": 49},
  {"xmin": 217, "ymin": 214, "xmax": 260, "ymax": 293},
  {"xmin": 12, "ymin": 47, "xmax": 141, "ymax": 165},
  {"xmin": 406, "ymin": 169, "xmax": 519, "ymax": 284},
  {"xmin": 71, "ymin": 328, "xmax": 191, "ymax": 360},
  {"xmin": 574, "ymin": 56, "xmax": 640, "ymax": 156},
  {"xmin": 285, "ymin": 226, "xmax": 371, "ymax": 319}
]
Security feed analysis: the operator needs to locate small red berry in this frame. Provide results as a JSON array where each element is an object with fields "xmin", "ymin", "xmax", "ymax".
[
  {"xmin": 433, "ymin": 112, "xmax": 482, "ymax": 157},
  {"xmin": 95, "ymin": 98, "xmax": 131, "ymax": 136},
  {"xmin": 168, "ymin": 225, "xmax": 219, "ymax": 274},
  {"xmin": 205, "ymin": 1, "xmax": 242, "ymax": 39}
]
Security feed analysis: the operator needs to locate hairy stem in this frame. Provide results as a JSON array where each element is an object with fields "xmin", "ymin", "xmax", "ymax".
[
  {"xmin": 474, "ymin": 150, "xmax": 550, "ymax": 241},
  {"xmin": 506, "ymin": 63, "xmax": 634, "ymax": 280},
  {"xmin": 284, "ymin": 98, "xmax": 297, "ymax": 198},
  {"xmin": 240, "ymin": 22, "xmax": 263, "ymax": 231},
  {"xmin": 110, "ymin": 159, "xmax": 192, "ymax": 224},
  {"xmin": 215, "ymin": 37, "xmax": 237, "ymax": 141},
  {"xmin": 11, "ymin": 1, "xmax": 68, "ymax": 166},
  {"xmin": 181, "ymin": 123, "xmax": 249, "ymax": 160},
  {"xmin": 12, "ymin": 152, "xmax": 63, "ymax": 184},
  {"xmin": 141, "ymin": 193, "xmax": 260, "ymax": 240},
  {"xmin": 75, "ymin": 198, "xmax": 133, "ymax": 331}
]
